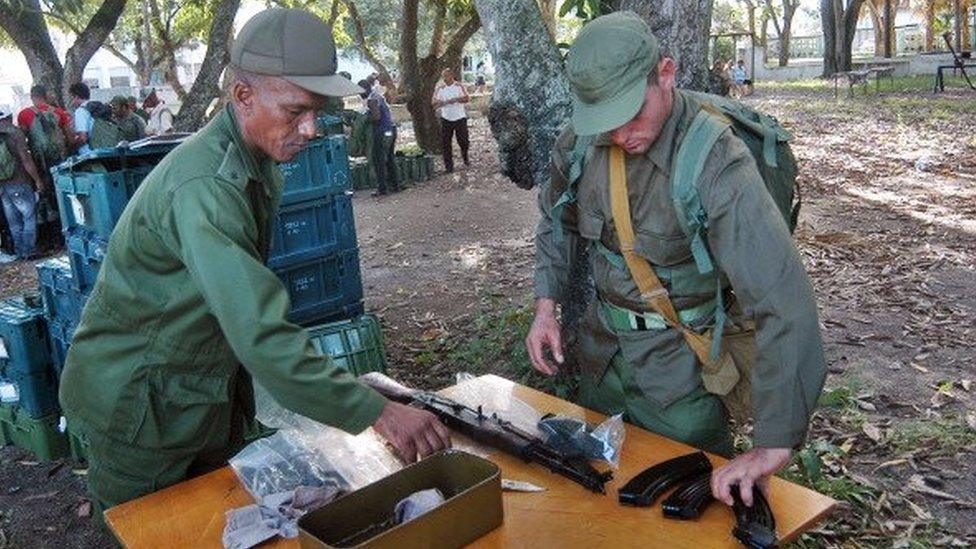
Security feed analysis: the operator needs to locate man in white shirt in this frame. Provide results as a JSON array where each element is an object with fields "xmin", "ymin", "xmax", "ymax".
[
  {"xmin": 142, "ymin": 88, "xmax": 175, "ymax": 135},
  {"xmin": 432, "ymin": 68, "xmax": 470, "ymax": 173}
]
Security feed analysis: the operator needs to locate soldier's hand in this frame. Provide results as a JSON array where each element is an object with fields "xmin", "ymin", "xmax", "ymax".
[
  {"xmin": 372, "ymin": 401, "xmax": 452, "ymax": 463},
  {"xmin": 710, "ymin": 447, "xmax": 792, "ymax": 507},
  {"xmin": 526, "ymin": 298, "xmax": 563, "ymax": 376}
]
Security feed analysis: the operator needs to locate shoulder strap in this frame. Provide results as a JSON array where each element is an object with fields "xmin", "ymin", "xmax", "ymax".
[
  {"xmin": 608, "ymin": 145, "xmax": 714, "ymax": 365},
  {"xmin": 671, "ymin": 109, "xmax": 730, "ymax": 275}
]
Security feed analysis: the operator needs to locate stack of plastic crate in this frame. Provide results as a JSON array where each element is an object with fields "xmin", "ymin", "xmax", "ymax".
[
  {"xmin": 0, "ymin": 294, "xmax": 68, "ymax": 460},
  {"xmin": 273, "ymin": 134, "xmax": 364, "ymax": 326}
]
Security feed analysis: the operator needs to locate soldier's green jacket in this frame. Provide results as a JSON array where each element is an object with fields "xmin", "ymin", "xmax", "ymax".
[
  {"xmin": 60, "ymin": 106, "xmax": 387, "ymax": 453},
  {"xmin": 534, "ymin": 90, "xmax": 827, "ymax": 449},
  {"xmin": 116, "ymin": 112, "xmax": 146, "ymax": 142}
]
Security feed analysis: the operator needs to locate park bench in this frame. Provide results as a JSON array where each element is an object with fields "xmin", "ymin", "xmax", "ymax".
[{"xmin": 933, "ymin": 32, "xmax": 976, "ymax": 93}]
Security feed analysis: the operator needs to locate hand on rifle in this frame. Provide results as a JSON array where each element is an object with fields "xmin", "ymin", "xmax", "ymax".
[
  {"xmin": 526, "ymin": 298, "xmax": 564, "ymax": 376},
  {"xmin": 373, "ymin": 401, "xmax": 452, "ymax": 463}
]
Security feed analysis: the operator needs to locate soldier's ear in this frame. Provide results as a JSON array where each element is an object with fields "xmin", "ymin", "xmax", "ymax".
[
  {"xmin": 231, "ymin": 81, "xmax": 254, "ymax": 113},
  {"xmin": 657, "ymin": 58, "xmax": 677, "ymax": 90}
]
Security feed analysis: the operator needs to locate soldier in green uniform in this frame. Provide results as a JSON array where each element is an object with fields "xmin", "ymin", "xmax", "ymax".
[
  {"xmin": 109, "ymin": 95, "xmax": 147, "ymax": 142},
  {"xmin": 526, "ymin": 12, "xmax": 826, "ymax": 507},
  {"xmin": 60, "ymin": 9, "xmax": 450, "ymax": 512}
]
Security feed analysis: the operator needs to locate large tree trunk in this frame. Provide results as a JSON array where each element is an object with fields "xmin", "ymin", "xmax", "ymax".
[
  {"xmin": 473, "ymin": 0, "xmax": 592, "ymax": 372},
  {"xmin": 0, "ymin": 0, "xmax": 126, "ymax": 106},
  {"xmin": 400, "ymin": 0, "xmax": 480, "ymax": 154},
  {"xmin": 821, "ymin": 0, "xmax": 865, "ymax": 77},
  {"xmin": 924, "ymin": 0, "xmax": 935, "ymax": 51},
  {"xmin": 617, "ymin": 0, "xmax": 714, "ymax": 90},
  {"xmin": 173, "ymin": 0, "xmax": 240, "ymax": 132},
  {"xmin": 866, "ymin": 0, "xmax": 884, "ymax": 56}
]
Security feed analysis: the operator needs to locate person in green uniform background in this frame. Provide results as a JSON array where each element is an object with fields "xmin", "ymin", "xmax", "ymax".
[
  {"xmin": 60, "ymin": 8, "xmax": 451, "ymax": 513},
  {"xmin": 526, "ymin": 12, "xmax": 826, "ymax": 508},
  {"xmin": 110, "ymin": 95, "xmax": 147, "ymax": 142}
]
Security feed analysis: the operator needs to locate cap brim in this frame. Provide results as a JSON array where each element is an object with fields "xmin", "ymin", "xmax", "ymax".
[
  {"xmin": 571, "ymin": 77, "xmax": 647, "ymax": 136},
  {"xmin": 285, "ymin": 74, "xmax": 364, "ymax": 97}
]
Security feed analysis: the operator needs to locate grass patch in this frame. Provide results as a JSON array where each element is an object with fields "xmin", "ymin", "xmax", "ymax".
[
  {"xmin": 434, "ymin": 297, "xmax": 578, "ymax": 400},
  {"xmin": 887, "ymin": 415, "xmax": 976, "ymax": 457}
]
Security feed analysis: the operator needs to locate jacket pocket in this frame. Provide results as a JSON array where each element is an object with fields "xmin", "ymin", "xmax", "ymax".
[
  {"xmin": 125, "ymin": 367, "xmax": 234, "ymax": 451},
  {"xmin": 632, "ymin": 229, "xmax": 693, "ymax": 267},
  {"xmin": 577, "ymin": 209, "xmax": 605, "ymax": 241}
]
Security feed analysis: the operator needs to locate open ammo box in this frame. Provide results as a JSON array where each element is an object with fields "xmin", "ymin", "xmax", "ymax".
[{"xmin": 298, "ymin": 451, "xmax": 503, "ymax": 548}]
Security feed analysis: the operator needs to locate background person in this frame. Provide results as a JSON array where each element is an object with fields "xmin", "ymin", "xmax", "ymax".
[
  {"xmin": 141, "ymin": 88, "xmax": 175, "ymax": 136},
  {"xmin": 0, "ymin": 107, "xmax": 47, "ymax": 260},
  {"xmin": 68, "ymin": 82, "xmax": 94, "ymax": 154},
  {"xmin": 432, "ymin": 68, "xmax": 470, "ymax": 173},
  {"xmin": 110, "ymin": 95, "xmax": 147, "ymax": 142},
  {"xmin": 359, "ymin": 78, "xmax": 399, "ymax": 196}
]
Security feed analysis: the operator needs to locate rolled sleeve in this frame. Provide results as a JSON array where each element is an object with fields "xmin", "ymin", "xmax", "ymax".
[
  {"xmin": 163, "ymin": 178, "xmax": 387, "ymax": 433},
  {"xmin": 702, "ymin": 139, "xmax": 827, "ymax": 449}
]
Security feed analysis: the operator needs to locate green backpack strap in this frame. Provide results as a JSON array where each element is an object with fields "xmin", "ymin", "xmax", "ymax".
[
  {"xmin": 550, "ymin": 134, "xmax": 594, "ymax": 244},
  {"xmin": 671, "ymin": 109, "xmax": 731, "ymax": 359}
]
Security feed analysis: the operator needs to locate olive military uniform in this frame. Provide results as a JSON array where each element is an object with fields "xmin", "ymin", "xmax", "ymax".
[
  {"xmin": 534, "ymin": 89, "xmax": 827, "ymax": 455},
  {"xmin": 116, "ymin": 111, "xmax": 146, "ymax": 142},
  {"xmin": 60, "ymin": 106, "xmax": 387, "ymax": 509}
]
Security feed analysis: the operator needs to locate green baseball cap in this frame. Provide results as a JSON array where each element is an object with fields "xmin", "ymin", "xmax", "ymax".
[
  {"xmin": 566, "ymin": 11, "xmax": 660, "ymax": 136},
  {"xmin": 231, "ymin": 8, "xmax": 362, "ymax": 97},
  {"xmin": 109, "ymin": 95, "xmax": 128, "ymax": 107}
]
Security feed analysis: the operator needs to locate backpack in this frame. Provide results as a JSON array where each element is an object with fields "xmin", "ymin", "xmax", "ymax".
[
  {"xmin": 0, "ymin": 128, "xmax": 19, "ymax": 180},
  {"xmin": 83, "ymin": 102, "xmax": 122, "ymax": 150},
  {"xmin": 28, "ymin": 108, "xmax": 67, "ymax": 169}
]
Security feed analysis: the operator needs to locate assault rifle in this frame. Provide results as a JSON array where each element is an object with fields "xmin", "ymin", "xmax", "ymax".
[{"xmin": 359, "ymin": 373, "xmax": 613, "ymax": 494}]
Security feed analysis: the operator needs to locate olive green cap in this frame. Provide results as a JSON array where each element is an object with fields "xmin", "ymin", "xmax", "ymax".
[
  {"xmin": 109, "ymin": 95, "xmax": 128, "ymax": 107},
  {"xmin": 566, "ymin": 11, "xmax": 659, "ymax": 136},
  {"xmin": 231, "ymin": 8, "xmax": 362, "ymax": 97}
]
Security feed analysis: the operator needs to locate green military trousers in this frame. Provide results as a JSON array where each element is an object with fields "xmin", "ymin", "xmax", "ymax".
[
  {"xmin": 85, "ymin": 428, "xmax": 240, "ymax": 516},
  {"xmin": 579, "ymin": 351, "xmax": 734, "ymax": 457}
]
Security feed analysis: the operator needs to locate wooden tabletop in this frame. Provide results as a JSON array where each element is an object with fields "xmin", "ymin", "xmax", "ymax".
[{"xmin": 105, "ymin": 375, "xmax": 835, "ymax": 548}]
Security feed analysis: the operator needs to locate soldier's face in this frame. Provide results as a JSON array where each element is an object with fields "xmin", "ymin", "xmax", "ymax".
[
  {"xmin": 235, "ymin": 76, "xmax": 327, "ymax": 162},
  {"xmin": 610, "ymin": 58, "xmax": 677, "ymax": 155}
]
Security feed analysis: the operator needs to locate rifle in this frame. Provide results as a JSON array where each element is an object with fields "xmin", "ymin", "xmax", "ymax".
[{"xmin": 359, "ymin": 373, "xmax": 614, "ymax": 494}]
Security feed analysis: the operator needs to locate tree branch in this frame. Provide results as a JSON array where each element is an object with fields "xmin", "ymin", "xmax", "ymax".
[
  {"xmin": 440, "ymin": 9, "xmax": 481, "ymax": 62},
  {"xmin": 62, "ymin": 0, "xmax": 128, "ymax": 96},
  {"xmin": 339, "ymin": 0, "xmax": 390, "ymax": 79},
  {"xmin": 328, "ymin": 0, "xmax": 340, "ymax": 25},
  {"xmin": 430, "ymin": 0, "xmax": 447, "ymax": 59}
]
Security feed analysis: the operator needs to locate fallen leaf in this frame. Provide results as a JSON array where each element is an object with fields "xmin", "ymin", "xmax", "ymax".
[
  {"xmin": 966, "ymin": 412, "xmax": 976, "ymax": 432},
  {"xmin": 76, "ymin": 500, "xmax": 92, "ymax": 518},
  {"xmin": 863, "ymin": 424, "xmax": 883, "ymax": 442}
]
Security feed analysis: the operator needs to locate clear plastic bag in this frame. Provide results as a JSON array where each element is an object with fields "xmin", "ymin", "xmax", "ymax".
[
  {"xmin": 537, "ymin": 413, "xmax": 626, "ymax": 467},
  {"xmin": 229, "ymin": 431, "xmax": 349, "ymax": 500},
  {"xmin": 253, "ymin": 382, "xmax": 403, "ymax": 490}
]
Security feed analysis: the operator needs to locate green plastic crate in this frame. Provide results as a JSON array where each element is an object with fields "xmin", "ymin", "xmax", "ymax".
[
  {"xmin": 306, "ymin": 314, "xmax": 387, "ymax": 377},
  {"xmin": 0, "ymin": 403, "xmax": 67, "ymax": 461}
]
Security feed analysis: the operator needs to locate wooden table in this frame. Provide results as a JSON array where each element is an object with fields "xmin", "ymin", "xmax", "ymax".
[{"xmin": 105, "ymin": 375, "xmax": 836, "ymax": 548}]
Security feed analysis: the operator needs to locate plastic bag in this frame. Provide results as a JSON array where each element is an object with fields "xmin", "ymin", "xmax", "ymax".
[
  {"xmin": 537, "ymin": 413, "xmax": 626, "ymax": 467},
  {"xmin": 229, "ymin": 431, "xmax": 349, "ymax": 500},
  {"xmin": 452, "ymin": 372, "xmax": 543, "ymax": 437},
  {"xmin": 253, "ymin": 382, "xmax": 403, "ymax": 489}
]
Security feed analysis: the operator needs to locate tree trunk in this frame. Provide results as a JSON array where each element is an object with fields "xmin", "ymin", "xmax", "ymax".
[
  {"xmin": 173, "ymin": 0, "xmax": 240, "ymax": 131},
  {"xmin": 883, "ymin": 0, "xmax": 893, "ymax": 57},
  {"xmin": 0, "ymin": 0, "xmax": 126, "ymax": 106},
  {"xmin": 473, "ymin": 0, "xmax": 593, "ymax": 367},
  {"xmin": 617, "ymin": 0, "xmax": 714, "ymax": 90},
  {"xmin": 340, "ymin": 0, "xmax": 392, "ymax": 84},
  {"xmin": 866, "ymin": 0, "xmax": 884, "ymax": 56},
  {"xmin": 924, "ymin": 0, "xmax": 935, "ymax": 51},
  {"xmin": 821, "ymin": 0, "xmax": 837, "ymax": 76}
]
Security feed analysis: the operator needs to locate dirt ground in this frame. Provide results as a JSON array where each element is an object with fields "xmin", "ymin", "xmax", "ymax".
[{"xmin": 2, "ymin": 82, "xmax": 975, "ymax": 547}]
